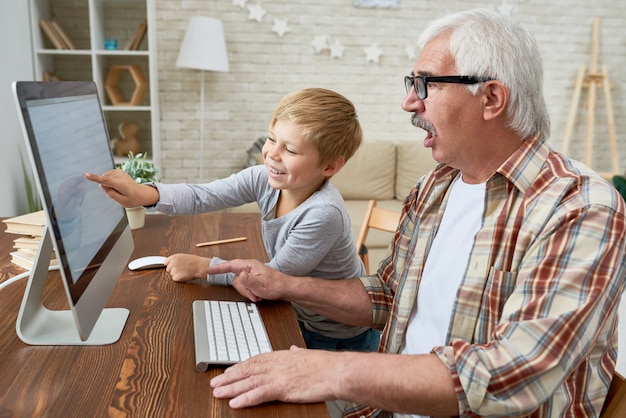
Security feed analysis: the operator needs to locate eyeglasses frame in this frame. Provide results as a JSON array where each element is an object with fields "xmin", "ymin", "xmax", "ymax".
[{"xmin": 404, "ymin": 75, "xmax": 493, "ymax": 100}]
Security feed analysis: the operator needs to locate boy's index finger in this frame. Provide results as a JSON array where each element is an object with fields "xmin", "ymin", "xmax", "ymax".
[{"xmin": 84, "ymin": 172, "xmax": 106, "ymax": 183}]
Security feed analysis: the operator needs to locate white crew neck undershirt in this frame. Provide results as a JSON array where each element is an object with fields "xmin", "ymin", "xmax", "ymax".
[{"xmin": 401, "ymin": 176, "xmax": 486, "ymax": 356}]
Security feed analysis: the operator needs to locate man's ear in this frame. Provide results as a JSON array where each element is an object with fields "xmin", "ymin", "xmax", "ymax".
[
  {"xmin": 322, "ymin": 155, "xmax": 346, "ymax": 177},
  {"xmin": 482, "ymin": 80, "xmax": 509, "ymax": 121}
]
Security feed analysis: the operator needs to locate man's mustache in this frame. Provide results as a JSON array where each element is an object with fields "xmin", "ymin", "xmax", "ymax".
[{"xmin": 411, "ymin": 114, "xmax": 436, "ymax": 136}]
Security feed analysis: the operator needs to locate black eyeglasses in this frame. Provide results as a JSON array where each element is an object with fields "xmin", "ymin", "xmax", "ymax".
[{"xmin": 404, "ymin": 75, "xmax": 493, "ymax": 100}]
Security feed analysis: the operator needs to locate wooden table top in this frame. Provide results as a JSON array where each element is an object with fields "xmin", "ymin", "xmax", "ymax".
[{"xmin": 0, "ymin": 212, "xmax": 329, "ymax": 418}]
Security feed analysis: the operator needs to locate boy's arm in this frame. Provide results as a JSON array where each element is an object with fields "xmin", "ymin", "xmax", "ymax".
[{"xmin": 206, "ymin": 259, "xmax": 374, "ymax": 327}]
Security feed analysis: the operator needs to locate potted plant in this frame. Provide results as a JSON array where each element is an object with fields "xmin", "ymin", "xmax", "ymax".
[{"xmin": 119, "ymin": 151, "xmax": 159, "ymax": 229}]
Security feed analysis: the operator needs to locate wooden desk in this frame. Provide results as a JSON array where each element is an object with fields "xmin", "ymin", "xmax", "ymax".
[{"xmin": 0, "ymin": 213, "xmax": 329, "ymax": 418}]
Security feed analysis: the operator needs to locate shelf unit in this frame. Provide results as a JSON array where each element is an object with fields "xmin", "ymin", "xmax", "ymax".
[{"xmin": 28, "ymin": 0, "xmax": 160, "ymax": 167}]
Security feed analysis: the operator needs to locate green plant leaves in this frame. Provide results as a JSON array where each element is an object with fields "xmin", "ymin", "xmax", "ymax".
[
  {"xmin": 120, "ymin": 152, "xmax": 160, "ymax": 184},
  {"xmin": 20, "ymin": 150, "xmax": 42, "ymax": 212},
  {"xmin": 613, "ymin": 175, "xmax": 626, "ymax": 202}
]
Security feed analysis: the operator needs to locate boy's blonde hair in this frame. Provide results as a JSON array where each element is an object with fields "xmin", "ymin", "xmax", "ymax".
[{"xmin": 270, "ymin": 88, "xmax": 362, "ymax": 166}]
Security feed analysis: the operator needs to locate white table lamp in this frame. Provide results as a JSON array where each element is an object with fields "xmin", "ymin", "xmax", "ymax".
[{"xmin": 176, "ymin": 16, "xmax": 229, "ymax": 179}]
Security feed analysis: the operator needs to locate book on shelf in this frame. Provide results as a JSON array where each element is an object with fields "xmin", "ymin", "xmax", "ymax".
[
  {"xmin": 50, "ymin": 21, "xmax": 75, "ymax": 49},
  {"xmin": 39, "ymin": 19, "xmax": 75, "ymax": 50},
  {"xmin": 39, "ymin": 19, "xmax": 64, "ymax": 49},
  {"xmin": 2, "ymin": 210, "xmax": 46, "ymax": 236},
  {"xmin": 125, "ymin": 19, "xmax": 147, "ymax": 50},
  {"xmin": 10, "ymin": 249, "xmax": 57, "ymax": 271}
]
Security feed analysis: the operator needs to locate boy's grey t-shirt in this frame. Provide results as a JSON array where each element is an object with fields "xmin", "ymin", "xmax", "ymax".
[{"xmin": 150, "ymin": 165, "xmax": 368, "ymax": 338}]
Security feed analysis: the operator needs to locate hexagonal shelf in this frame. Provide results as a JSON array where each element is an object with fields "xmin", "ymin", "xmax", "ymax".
[{"xmin": 104, "ymin": 64, "xmax": 148, "ymax": 106}]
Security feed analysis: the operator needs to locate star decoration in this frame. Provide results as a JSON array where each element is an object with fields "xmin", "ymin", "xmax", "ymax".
[
  {"xmin": 364, "ymin": 44, "xmax": 383, "ymax": 63},
  {"xmin": 247, "ymin": 3, "xmax": 266, "ymax": 22},
  {"xmin": 330, "ymin": 40, "xmax": 345, "ymax": 59},
  {"xmin": 232, "ymin": 3, "xmax": 419, "ymax": 64},
  {"xmin": 310, "ymin": 35, "xmax": 328, "ymax": 54},
  {"xmin": 272, "ymin": 18, "xmax": 290, "ymax": 37}
]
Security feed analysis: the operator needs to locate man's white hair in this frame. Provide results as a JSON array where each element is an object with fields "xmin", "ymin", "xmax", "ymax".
[{"xmin": 419, "ymin": 8, "xmax": 550, "ymax": 140}]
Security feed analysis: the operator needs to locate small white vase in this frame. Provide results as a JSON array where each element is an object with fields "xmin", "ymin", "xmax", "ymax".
[{"xmin": 125, "ymin": 206, "xmax": 145, "ymax": 230}]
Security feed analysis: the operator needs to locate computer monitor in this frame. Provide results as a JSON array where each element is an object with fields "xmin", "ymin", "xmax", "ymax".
[{"xmin": 12, "ymin": 81, "xmax": 134, "ymax": 345}]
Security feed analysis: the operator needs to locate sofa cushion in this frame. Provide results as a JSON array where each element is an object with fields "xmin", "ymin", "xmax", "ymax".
[
  {"xmin": 222, "ymin": 201, "xmax": 259, "ymax": 213},
  {"xmin": 395, "ymin": 141, "xmax": 436, "ymax": 199},
  {"xmin": 331, "ymin": 141, "xmax": 396, "ymax": 200}
]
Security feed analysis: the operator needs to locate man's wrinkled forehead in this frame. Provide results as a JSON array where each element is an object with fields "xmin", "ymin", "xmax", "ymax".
[{"xmin": 413, "ymin": 34, "xmax": 456, "ymax": 75}]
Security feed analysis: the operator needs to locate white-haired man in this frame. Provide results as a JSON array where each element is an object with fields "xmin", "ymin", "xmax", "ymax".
[{"xmin": 208, "ymin": 9, "xmax": 626, "ymax": 418}]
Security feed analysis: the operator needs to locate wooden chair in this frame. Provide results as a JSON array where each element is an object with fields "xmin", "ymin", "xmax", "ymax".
[
  {"xmin": 602, "ymin": 371, "xmax": 626, "ymax": 417},
  {"xmin": 355, "ymin": 200, "xmax": 401, "ymax": 275}
]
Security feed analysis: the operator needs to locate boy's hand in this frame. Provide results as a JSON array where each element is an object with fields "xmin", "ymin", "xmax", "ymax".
[
  {"xmin": 164, "ymin": 254, "xmax": 212, "ymax": 282},
  {"xmin": 84, "ymin": 169, "xmax": 158, "ymax": 208}
]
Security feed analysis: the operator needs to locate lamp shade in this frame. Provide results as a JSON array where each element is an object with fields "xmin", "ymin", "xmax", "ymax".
[{"xmin": 176, "ymin": 16, "xmax": 229, "ymax": 72}]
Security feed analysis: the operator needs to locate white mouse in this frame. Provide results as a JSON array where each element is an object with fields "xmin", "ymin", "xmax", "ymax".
[{"xmin": 128, "ymin": 255, "xmax": 167, "ymax": 271}]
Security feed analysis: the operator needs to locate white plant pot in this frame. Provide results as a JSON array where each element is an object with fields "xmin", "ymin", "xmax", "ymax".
[{"xmin": 125, "ymin": 206, "xmax": 145, "ymax": 230}]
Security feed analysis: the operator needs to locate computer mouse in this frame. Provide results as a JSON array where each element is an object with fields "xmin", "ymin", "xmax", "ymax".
[{"xmin": 128, "ymin": 255, "xmax": 167, "ymax": 271}]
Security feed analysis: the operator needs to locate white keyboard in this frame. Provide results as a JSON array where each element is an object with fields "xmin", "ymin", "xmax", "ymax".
[{"xmin": 192, "ymin": 300, "xmax": 272, "ymax": 371}]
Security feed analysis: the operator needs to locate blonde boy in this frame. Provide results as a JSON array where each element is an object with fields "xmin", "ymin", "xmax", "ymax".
[{"xmin": 86, "ymin": 88, "xmax": 379, "ymax": 353}]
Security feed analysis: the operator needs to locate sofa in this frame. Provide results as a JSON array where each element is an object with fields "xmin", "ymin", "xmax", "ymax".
[
  {"xmin": 226, "ymin": 141, "xmax": 436, "ymax": 273},
  {"xmin": 329, "ymin": 141, "xmax": 436, "ymax": 272}
]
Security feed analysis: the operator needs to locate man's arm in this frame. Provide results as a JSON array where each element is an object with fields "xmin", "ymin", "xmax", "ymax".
[
  {"xmin": 210, "ymin": 347, "xmax": 459, "ymax": 416},
  {"xmin": 206, "ymin": 259, "xmax": 374, "ymax": 327}
]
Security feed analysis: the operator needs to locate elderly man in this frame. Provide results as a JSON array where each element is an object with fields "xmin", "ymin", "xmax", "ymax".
[{"xmin": 208, "ymin": 8, "xmax": 626, "ymax": 418}]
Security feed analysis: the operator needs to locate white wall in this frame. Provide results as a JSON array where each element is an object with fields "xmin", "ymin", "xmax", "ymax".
[
  {"xmin": 0, "ymin": 0, "xmax": 35, "ymax": 217},
  {"xmin": 154, "ymin": 0, "xmax": 626, "ymax": 184}
]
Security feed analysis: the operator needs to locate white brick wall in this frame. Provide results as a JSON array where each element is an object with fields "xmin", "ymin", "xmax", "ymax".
[{"xmin": 154, "ymin": 0, "xmax": 626, "ymax": 183}]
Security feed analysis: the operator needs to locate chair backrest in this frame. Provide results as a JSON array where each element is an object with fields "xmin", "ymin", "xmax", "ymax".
[
  {"xmin": 602, "ymin": 371, "xmax": 626, "ymax": 417},
  {"xmin": 355, "ymin": 200, "xmax": 401, "ymax": 275}
]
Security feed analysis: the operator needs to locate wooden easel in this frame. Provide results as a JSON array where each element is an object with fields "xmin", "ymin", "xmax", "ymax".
[{"xmin": 561, "ymin": 17, "xmax": 620, "ymax": 179}]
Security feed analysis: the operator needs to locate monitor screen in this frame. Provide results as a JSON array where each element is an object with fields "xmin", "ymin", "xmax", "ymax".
[{"xmin": 13, "ymin": 81, "xmax": 133, "ymax": 345}]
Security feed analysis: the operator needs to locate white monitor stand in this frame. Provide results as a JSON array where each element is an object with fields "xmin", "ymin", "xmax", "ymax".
[{"xmin": 16, "ymin": 226, "xmax": 129, "ymax": 345}]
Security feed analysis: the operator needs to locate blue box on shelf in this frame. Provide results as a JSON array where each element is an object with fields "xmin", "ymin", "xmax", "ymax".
[{"xmin": 104, "ymin": 39, "xmax": 118, "ymax": 50}]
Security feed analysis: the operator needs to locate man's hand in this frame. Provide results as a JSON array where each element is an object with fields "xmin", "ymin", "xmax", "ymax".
[
  {"xmin": 164, "ymin": 254, "xmax": 211, "ymax": 282},
  {"xmin": 206, "ymin": 259, "xmax": 291, "ymax": 302},
  {"xmin": 84, "ymin": 169, "xmax": 158, "ymax": 208},
  {"xmin": 210, "ymin": 346, "xmax": 340, "ymax": 408},
  {"xmin": 212, "ymin": 347, "xmax": 460, "ymax": 415}
]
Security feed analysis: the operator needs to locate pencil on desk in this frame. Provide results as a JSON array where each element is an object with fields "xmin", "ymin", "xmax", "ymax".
[{"xmin": 195, "ymin": 236, "xmax": 247, "ymax": 247}]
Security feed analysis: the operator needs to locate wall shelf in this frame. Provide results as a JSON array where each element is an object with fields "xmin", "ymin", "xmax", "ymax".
[{"xmin": 28, "ymin": 0, "xmax": 160, "ymax": 166}]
